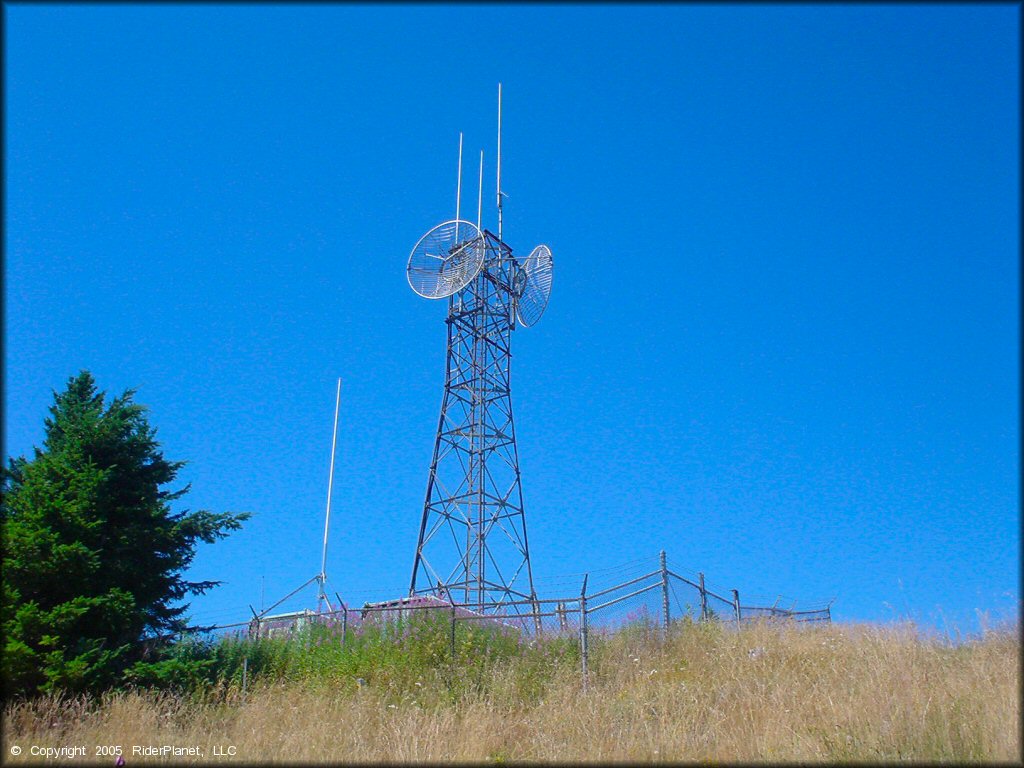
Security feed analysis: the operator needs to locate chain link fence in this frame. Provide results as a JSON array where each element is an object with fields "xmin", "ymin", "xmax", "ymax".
[{"xmin": 189, "ymin": 552, "xmax": 832, "ymax": 690}]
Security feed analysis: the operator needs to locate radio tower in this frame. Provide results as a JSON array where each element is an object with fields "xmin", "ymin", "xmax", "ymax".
[{"xmin": 405, "ymin": 85, "xmax": 554, "ymax": 612}]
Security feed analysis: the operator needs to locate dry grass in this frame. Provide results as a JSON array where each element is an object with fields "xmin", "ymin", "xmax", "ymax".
[{"xmin": 4, "ymin": 620, "xmax": 1019, "ymax": 763}]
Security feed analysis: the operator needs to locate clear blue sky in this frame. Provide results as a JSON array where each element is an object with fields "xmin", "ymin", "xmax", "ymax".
[{"xmin": 5, "ymin": 4, "xmax": 1019, "ymax": 635}]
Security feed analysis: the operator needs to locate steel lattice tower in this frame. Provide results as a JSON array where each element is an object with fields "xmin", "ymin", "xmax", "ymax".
[
  {"xmin": 405, "ymin": 86, "xmax": 552, "ymax": 615},
  {"xmin": 409, "ymin": 230, "xmax": 539, "ymax": 611}
]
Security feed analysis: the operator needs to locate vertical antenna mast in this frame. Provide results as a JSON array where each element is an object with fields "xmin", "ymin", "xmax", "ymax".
[
  {"xmin": 496, "ymin": 83, "xmax": 503, "ymax": 242},
  {"xmin": 318, "ymin": 377, "xmax": 342, "ymax": 603},
  {"xmin": 477, "ymin": 150, "xmax": 484, "ymax": 230},
  {"xmin": 455, "ymin": 132, "xmax": 464, "ymax": 240}
]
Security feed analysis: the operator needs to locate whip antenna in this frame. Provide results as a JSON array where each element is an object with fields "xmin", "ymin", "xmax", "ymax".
[
  {"xmin": 477, "ymin": 150, "xmax": 484, "ymax": 230},
  {"xmin": 318, "ymin": 377, "xmax": 342, "ymax": 607},
  {"xmin": 455, "ymin": 132, "xmax": 464, "ymax": 242},
  {"xmin": 497, "ymin": 83, "xmax": 503, "ymax": 242}
]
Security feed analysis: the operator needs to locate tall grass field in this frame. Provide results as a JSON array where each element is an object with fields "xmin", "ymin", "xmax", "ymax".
[{"xmin": 4, "ymin": 617, "xmax": 1019, "ymax": 763}]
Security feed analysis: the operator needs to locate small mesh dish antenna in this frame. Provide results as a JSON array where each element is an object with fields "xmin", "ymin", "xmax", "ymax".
[
  {"xmin": 407, "ymin": 220, "xmax": 485, "ymax": 299},
  {"xmin": 515, "ymin": 244, "xmax": 553, "ymax": 327}
]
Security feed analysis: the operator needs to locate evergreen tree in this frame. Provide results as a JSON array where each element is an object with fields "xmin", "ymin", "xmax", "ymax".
[{"xmin": 1, "ymin": 371, "xmax": 248, "ymax": 696}]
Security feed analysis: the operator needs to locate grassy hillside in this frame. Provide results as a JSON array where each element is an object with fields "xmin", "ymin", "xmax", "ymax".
[{"xmin": 4, "ymin": 618, "xmax": 1018, "ymax": 763}]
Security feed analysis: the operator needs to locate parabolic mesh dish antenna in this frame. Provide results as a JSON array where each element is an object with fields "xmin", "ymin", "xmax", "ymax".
[
  {"xmin": 407, "ymin": 219, "xmax": 485, "ymax": 299},
  {"xmin": 515, "ymin": 244, "xmax": 554, "ymax": 327}
]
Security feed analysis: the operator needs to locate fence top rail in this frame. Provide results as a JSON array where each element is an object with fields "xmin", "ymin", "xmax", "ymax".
[
  {"xmin": 661, "ymin": 572, "xmax": 736, "ymax": 604},
  {"xmin": 587, "ymin": 581, "xmax": 662, "ymax": 614},
  {"xmin": 585, "ymin": 569, "xmax": 663, "ymax": 601},
  {"xmin": 701, "ymin": 586, "xmax": 735, "ymax": 604},
  {"xmin": 375, "ymin": 596, "xmax": 581, "ymax": 609},
  {"xmin": 786, "ymin": 608, "xmax": 832, "ymax": 616},
  {"xmin": 202, "ymin": 621, "xmax": 250, "ymax": 632},
  {"xmin": 738, "ymin": 604, "xmax": 831, "ymax": 614},
  {"xmin": 666, "ymin": 570, "xmax": 703, "ymax": 591}
]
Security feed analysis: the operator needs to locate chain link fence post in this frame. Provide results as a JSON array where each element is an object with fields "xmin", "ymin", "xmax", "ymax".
[
  {"xmin": 331, "ymin": 593, "xmax": 348, "ymax": 648},
  {"xmin": 248, "ymin": 605, "xmax": 259, "ymax": 641},
  {"xmin": 699, "ymin": 572, "xmax": 708, "ymax": 622},
  {"xmin": 732, "ymin": 589, "xmax": 741, "ymax": 626},
  {"xmin": 660, "ymin": 550, "xmax": 670, "ymax": 639},
  {"xmin": 579, "ymin": 574, "xmax": 589, "ymax": 693}
]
